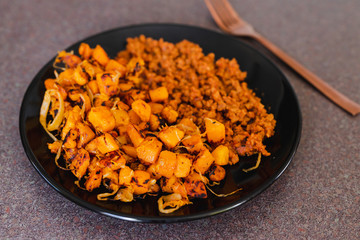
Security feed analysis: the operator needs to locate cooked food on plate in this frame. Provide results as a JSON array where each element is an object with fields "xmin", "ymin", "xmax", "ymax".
[{"xmin": 40, "ymin": 35, "xmax": 276, "ymax": 213}]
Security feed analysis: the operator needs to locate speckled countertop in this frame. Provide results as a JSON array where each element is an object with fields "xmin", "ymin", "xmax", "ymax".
[{"xmin": 1, "ymin": 0, "xmax": 359, "ymax": 239}]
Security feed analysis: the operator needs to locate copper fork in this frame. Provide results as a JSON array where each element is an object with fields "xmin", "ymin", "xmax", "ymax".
[{"xmin": 205, "ymin": 0, "xmax": 360, "ymax": 116}]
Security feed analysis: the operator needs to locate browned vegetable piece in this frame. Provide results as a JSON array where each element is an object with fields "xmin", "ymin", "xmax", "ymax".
[
  {"xmin": 184, "ymin": 172, "xmax": 207, "ymax": 198},
  {"xmin": 155, "ymin": 151, "xmax": 177, "ymax": 178},
  {"xmin": 147, "ymin": 164, "xmax": 162, "ymax": 180},
  {"xmin": 119, "ymin": 166, "xmax": 134, "ymax": 186},
  {"xmin": 208, "ymin": 164, "xmax": 226, "ymax": 182},
  {"xmin": 44, "ymin": 79, "xmax": 67, "ymax": 100},
  {"xmin": 69, "ymin": 148, "xmax": 90, "ymax": 179},
  {"xmin": 87, "ymin": 133, "xmax": 119, "ymax": 155},
  {"xmin": 67, "ymin": 89, "xmax": 91, "ymax": 112},
  {"xmin": 105, "ymin": 59, "xmax": 127, "ymax": 76},
  {"xmin": 161, "ymin": 176, "xmax": 187, "ymax": 198},
  {"xmin": 204, "ymin": 118, "xmax": 225, "ymax": 144},
  {"xmin": 88, "ymin": 106, "xmax": 116, "ymax": 132},
  {"xmin": 126, "ymin": 124, "xmax": 144, "ymax": 147},
  {"xmin": 161, "ymin": 106, "xmax": 178, "ymax": 124},
  {"xmin": 177, "ymin": 118, "xmax": 199, "ymax": 135},
  {"xmin": 111, "ymin": 108, "xmax": 129, "ymax": 127},
  {"xmin": 61, "ymin": 106, "xmax": 82, "ymax": 140},
  {"xmin": 121, "ymin": 145, "xmax": 137, "ymax": 158},
  {"xmin": 211, "ymin": 145, "xmax": 229, "ymax": 166},
  {"xmin": 87, "ymin": 80, "xmax": 99, "ymax": 94},
  {"xmin": 78, "ymin": 43, "xmax": 92, "ymax": 59},
  {"xmin": 48, "ymin": 141, "xmax": 62, "ymax": 154},
  {"xmin": 181, "ymin": 134, "xmax": 204, "ymax": 153},
  {"xmin": 158, "ymin": 126, "xmax": 185, "ymax": 149},
  {"xmin": 81, "ymin": 60, "xmax": 103, "ymax": 79},
  {"xmin": 92, "ymin": 45, "xmax": 109, "ymax": 66},
  {"xmin": 63, "ymin": 129, "xmax": 78, "ymax": 149},
  {"xmin": 131, "ymin": 99, "xmax": 151, "ymax": 122},
  {"xmin": 77, "ymin": 122, "xmax": 95, "ymax": 148},
  {"xmin": 128, "ymin": 109, "xmax": 142, "ymax": 125},
  {"xmin": 102, "ymin": 167, "xmax": 119, "ymax": 187},
  {"xmin": 149, "ymin": 87, "xmax": 169, "ymax": 102},
  {"xmin": 96, "ymin": 73, "xmax": 119, "ymax": 97},
  {"xmin": 149, "ymin": 114, "xmax": 160, "ymax": 131},
  {"xmin": 57, "ymin": 50, "xmax": 81, "ymax": 68},
  {"xmin": 131, "ymin": 170, "xmax": 152, "ymax": 195},
  {"xmin": 136, "ymin": 137, "xmax": 163, "ymax": 165},
  {"xmin": 73, "ymin": 65, "xmax": 88, "ymax": 85},
  {"xmin": 193, "ymin": 148, "xmax": 215, "ymax": 174},
  {"xmin": 85, "ymin": 167, "xmax": 103, "ymax": 191},
  {"xmin": 127, "ymin": 57, "xmax": 145, "ymax": 76},
  {"xmin": 148, "ymin": 102, "xmax": 164, "ymax": 114},
  {"xmin": 99, "ymin": 154, "xmax": 126, "ymax": 171},
  {"xmin": 174, "ymin": 154, "xmax": 192, "ymax": 178},
  {"xmin": 57, "ymin": 68, "xmax": 76, "ymax": 86}
]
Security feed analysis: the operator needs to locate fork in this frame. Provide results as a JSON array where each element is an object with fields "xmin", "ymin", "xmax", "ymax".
[{"xmin": 205, "ymin": 0, "xmax": 360, "ymax": 116}]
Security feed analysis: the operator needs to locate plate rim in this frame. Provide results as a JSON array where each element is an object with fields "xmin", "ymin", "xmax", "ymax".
[{"xmin": 19, "ymin": 23, "xmax": 302, "ymax": 223}]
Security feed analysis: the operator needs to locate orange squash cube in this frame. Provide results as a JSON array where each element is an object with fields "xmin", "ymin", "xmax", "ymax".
[
  {"xmin": 131, "ymin": 170, "xmax": 151, "ymax": 195},
  {"xmin": 131, "ymin": 99, "xmax": 151, "ymax": 122},
  {"xmin": 158, "ymin": 126, "xmax": 185, "ymax": 149},
  {"xmin": 88, "ymin": 106, "xmax": 116, "ymax": 132},
  {"xmin": 181, "ymin": 134, "xmax": 204, "ymax": 153},
  {"xmin": 212, "ymin": 145, "xmax": 229, "ymax": 166},
  {"xmin": 193, "ymin": 148, "xmax": 215, "ymax": 174},
  {"xmin": 184, "ymin": 172, "xmax": 207, "ymax": 198},
  {"xmin": 155, "ymin": 151, "xmax": 177, "ymax": 178},
  {"xmin": 204, "ymin": 118, "xmax": 225, "ymax": 143},
  {"xmin": 149, "ymin": 87, "xmax": 169, "ymax": 102},
  {"xmin": 126, "ymin": 124, "xmax": 144, "ymax": 147},
  {"xmin": 174, "ymin": 154, "xmax": 192, "ymax": 178},
  {"xmin": 136, "ymin": 137, "xmax": 163, "ymax": 165},
  {"xmin": 92, "ymin": 44, "xmax": 109, "ymax": 66}
]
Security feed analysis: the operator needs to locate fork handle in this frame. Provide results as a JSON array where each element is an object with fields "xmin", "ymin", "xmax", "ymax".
[{"xmin": 252, "ymin": 33, "xmax": 360, "ymax": 116}]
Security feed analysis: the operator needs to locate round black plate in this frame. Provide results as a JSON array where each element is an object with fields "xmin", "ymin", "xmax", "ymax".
[{"xmin": 19, "ymin": 23, "xmax": 302, "ymax": 223}]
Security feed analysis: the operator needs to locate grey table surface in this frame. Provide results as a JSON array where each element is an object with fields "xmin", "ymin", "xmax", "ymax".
[{"xmin": 1, "ymin": 0, "xmax": 359, "ymax": 239}]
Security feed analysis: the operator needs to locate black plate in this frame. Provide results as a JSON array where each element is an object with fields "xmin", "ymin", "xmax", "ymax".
[{"xmin": 19, "ymin": 23, "xmax": 302, "ymax": 223}]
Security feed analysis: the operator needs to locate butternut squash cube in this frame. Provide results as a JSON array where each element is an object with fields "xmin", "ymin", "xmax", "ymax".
[
  {"xmin": 148, "ymin": 102, "xmax": 164, "ymax": 114},
  {"xmin": 88, "ymin": 106, "xmax": 116, "ymax": 132},
  {"xmin": 126, "ymin": 124, "xmax": 144, "ymax": 147},
  {"xmin": 158, "ymin": 126, "xmax": 185, "ymax": 149},
  {"xmin": 93, "ymin": 133, "xmax": 119, "ymax": 154},
  {"xmin": 149, "ymin": 87, "xmax": 169, "ymax": 102},
  {"xmin": 87, "ymin": 80, "xmax": 99, "ymax": 94},
  {"xmin": 131, "ymin": 99, "xmax": 151, "ymax": 122},
  {"xmin": 131, "ymin": 170, "xmax": 151, "ymax": 195},
  {"xmin": 111, "ymin": 108, "xmax": 129, "ymax": 127},
  {"xmin": 181, "ymin": 134, "xmax": 204, "ymax": 153},
  {"xmin": 184, "ymin": 172, "xmax": 207, "ymax": 198},
  {"xmin": 96, "ymin": 73, "xmax": 119, "ymax": 97},
  {"xmin": 85, "ymin": 167, "xmax": 103, "ymax": 192},
  {"xmin": 69, "ymin": 148, "xmax": 90, "ymax": 179},
  {"xmin": 149, "ymin": 114, "xmax": 160, "ymax": 131},
  {"xmin": 136, "ymin": 137, "xmax": 163, "ymax": 165},
  {"xmin": 212, "ymin": 145, "xmax": 229, "ymax": 166},
  {"xmin": 204, "ymin": 118, "xmax": 225, "ymax": 143},
  {"xmin": 121, "ymin": 145, "xmax": 138, "ymax": 158},
  {"xmin": 105, "ymin": 59, "xmax": 127, "ymax": 76},
  {"xmin": 92, "ymin": 44, "xmax": 109, "ymax": 66},
  {"xmin": 161, "ymin": 107, "xmax": 178, "ymax": 124},
  {"xmin": 174, "ymin": 154, "xmax": 192, "ymax": 178},
  {"xmin": 119, "ymin": 166, "xmax": 134, "ymax": 186},
  {"xmin": 77, "ymin": 122, "xmax": 95, "ymax": 148},
  {"xmin": 193, "ymin": 149, "xmax": 215, "ymax": 174},
  {"xmin": 155, "ymin": 151, "xmax": 177, "ymax": 178}
]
